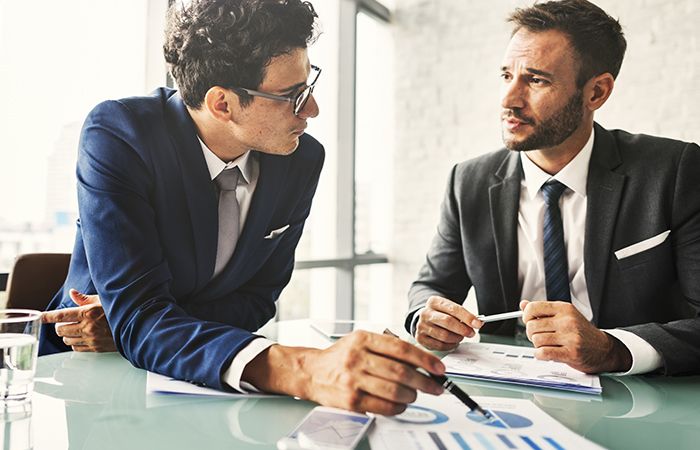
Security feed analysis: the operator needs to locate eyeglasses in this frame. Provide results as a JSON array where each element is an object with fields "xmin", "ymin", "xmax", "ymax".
[{"xmin": 231, "ymin": 65, "xmax": 321, "ymax": 116}]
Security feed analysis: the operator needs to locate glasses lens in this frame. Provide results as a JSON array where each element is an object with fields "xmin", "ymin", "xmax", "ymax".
[{"xmin": 294, "ymin": 86, "xmax": 312, "ymax": 115}]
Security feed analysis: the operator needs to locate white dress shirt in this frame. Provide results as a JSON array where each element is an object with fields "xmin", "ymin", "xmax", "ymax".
[
  {"xmin": 518, "ymin": 128, "xmax": 662, "ymax": 375},
  {"xmin": 198, "ymin": 138, "xmax": 275, "ymax": 392}
]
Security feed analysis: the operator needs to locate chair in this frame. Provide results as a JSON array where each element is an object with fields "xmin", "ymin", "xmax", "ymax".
[{"xmin": 5, "ymin": 253, "xmax": 71, "ymax": 311}]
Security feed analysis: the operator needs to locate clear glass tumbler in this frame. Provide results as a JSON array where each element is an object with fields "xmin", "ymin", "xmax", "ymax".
[{"xmin": 0, "ymin": 309, "xmax": 42, "ymax": 406}]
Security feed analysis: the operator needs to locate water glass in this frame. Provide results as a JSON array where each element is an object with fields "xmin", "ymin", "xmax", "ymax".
[{"xmin": 0, "ymin": 309, "xmax": 41, "ymax": 406}]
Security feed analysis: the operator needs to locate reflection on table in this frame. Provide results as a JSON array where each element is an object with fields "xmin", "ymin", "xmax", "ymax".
[{"xmin": 7, "ymin": 320, "xmax": 699, "ymax": 450}]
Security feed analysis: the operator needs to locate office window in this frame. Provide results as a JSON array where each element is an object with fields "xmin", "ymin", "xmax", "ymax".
[
  {"xmin": 278, "ymin": 1, "xmax": 394, "ymax": 322},
  {"xmin": 0, "ymin": 0, "xmax": 167, "ymax": 273},
  {"xmin": 353, "ymin": 9, "xmax": 394, "ymax": 322}
]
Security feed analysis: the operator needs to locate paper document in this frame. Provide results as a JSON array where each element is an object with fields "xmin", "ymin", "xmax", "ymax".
[
  {"xmin": 442, "ymin": 342, "xmax": 601, "ymax": 394},
  {"xmin": 146, "ymin": 371, "xmax": 273, "ymax": 398},
  {"xmin": 370, "ymin": 392, "xmax": 605, "ymax": 450}
]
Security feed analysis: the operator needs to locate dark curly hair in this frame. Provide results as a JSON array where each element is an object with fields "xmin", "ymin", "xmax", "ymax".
[
  {"xmin": 508, "ymin": 0, "xmax": 627, "ymax": 88},
  {"xmin": 164, "ymin": 0, "xmax": 318, "ymax": 108}
]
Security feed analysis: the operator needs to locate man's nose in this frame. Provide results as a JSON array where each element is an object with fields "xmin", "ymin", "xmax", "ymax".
[
  {"xmin": 298, "ymin": 93, "xmax": 319, "ymax": 119},
  {"xmin": 501, "ymin": 79, "xmax": 526, "ymax": 110}
]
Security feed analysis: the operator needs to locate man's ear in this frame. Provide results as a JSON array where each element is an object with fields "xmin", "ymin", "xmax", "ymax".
[
  {"xmin": 203, "ymin": 86, "xmax": 235, "ymax": 122},
  {"xmin": 584, "ymin": 72, "xmax": 615, "ymax": 112}
]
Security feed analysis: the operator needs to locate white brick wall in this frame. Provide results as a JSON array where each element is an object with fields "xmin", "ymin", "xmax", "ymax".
[{"xmin": 389, "ymin": 0, "xmax": 700, "ymax": 321}]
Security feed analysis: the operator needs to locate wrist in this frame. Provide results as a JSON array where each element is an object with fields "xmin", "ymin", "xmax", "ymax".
[
  {"xmin": 241, "ymin": 344, "xmax": 319, "ymax": 398},
  {"xmin": 606, "ymin": 333, "xmax": 633, "ymax": 372}
]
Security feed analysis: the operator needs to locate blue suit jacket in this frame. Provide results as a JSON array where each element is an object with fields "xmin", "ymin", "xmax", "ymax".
[{"xmin": 39, "ymin": 88, "xmax": 325, "ymax": 389}]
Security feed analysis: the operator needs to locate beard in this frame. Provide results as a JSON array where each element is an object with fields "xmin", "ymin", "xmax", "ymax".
[{"xmin": 502, "ymin": 89, "xmax": 584, "ymax": 152}]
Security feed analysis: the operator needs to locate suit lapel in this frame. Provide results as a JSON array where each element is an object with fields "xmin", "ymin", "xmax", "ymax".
[
  {"xmin": 584, "ymin": 123, "xmax": 625, "ymax": 323},
  {"xmin": 489, "ymin": 152, "xmax": 522, "ymax": 312},
  {"xmin": 164, "ymin": 94, "xmax": 219, "ymax": 290}
]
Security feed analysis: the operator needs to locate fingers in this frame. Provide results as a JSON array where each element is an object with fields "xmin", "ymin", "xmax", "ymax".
[
  {"xmin": 361, "ymin": 352, "xmax": 443, "ymax": 397},
  {"xmin": 522, "ymin": 300, "xmax": 574, "ymax": 322},
  {"xmin": 69, "ymin": 288, "xmax": 101, "ymax": 306},
  {"xmin": 525, "ymin": 317, "xmax": 556, "ymax": 340},
  {"xmin": 421, "ymin": 309, "xmax": 474, "ymax": 339},
  {"xmin": 426, "ymin": 296, "xmax": 480, "ymax": 329},
  {"xmin": 360, "ymin": 332, "xmax": 444, "ymax": 375},
  {"xmin": 416, "ymin": 331, "xmax": 461, "ymax": 352},
  {"xmin": 415, "ymin": 296, "xmax": 480, "ymax": 349},
  {"xmin": 55, "ymin": 322, "xmax": 82, "ymax": 338},
  {"xmin": 416, "ymin": 319, "xmax": 474, "ymax": 350},
  {"xmin": 42, "ymin": 307, "xmax": 83, "ymax": 324}
]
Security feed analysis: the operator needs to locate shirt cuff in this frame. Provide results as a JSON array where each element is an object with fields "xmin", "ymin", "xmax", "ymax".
[
  {"xmin": 410, "ymin": 307, "xmax": 426, "ymax": 337},
  {"xmin": 222, "ymin": 337, "xmax": 276, "ymax": 392},
  {"xmin": 603, "ymin": 329, "xmax": 663, "ymax": 376}
]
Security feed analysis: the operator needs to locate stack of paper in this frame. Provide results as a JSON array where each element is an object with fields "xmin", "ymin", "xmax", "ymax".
[
  {"xmin": 441, "ymin": 342, "xmax": 601, "ymax": 394},
  {"xmin": 370, "ymin": 392, "xmax": 605, "ymax": 450}
]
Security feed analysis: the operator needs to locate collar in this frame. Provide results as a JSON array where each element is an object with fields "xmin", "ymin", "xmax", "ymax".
[
  {"xmin": 198, "ymin": 137, "xmax": 255, "ymax": 183},
  {"xmin": 520, "ymin": 127, "xmax": 595, "ymax": 200}
]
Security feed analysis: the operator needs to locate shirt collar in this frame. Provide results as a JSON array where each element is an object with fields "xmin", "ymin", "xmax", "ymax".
[
  {"xmin": 198, "ymin": 137, "xmax": 254, "ymax": 184},
  {"xmin": 520, "ymin": 127, "xmax": 595, "ymax": 200}
]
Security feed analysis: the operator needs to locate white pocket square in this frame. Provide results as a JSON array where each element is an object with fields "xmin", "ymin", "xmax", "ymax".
[
  {"xmin": 264, "ymin": 224, "xmax": 290, "ymax": 239},
  {"xmin": 614, "ymin": 230, "xmax": 671, "ymax": 260}
]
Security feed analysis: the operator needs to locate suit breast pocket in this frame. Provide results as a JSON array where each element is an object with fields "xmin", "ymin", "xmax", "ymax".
[
  {"xmin": 615, "ymin": 237, "xmax": 675, "ymax": 300},
  {"xmin": 615, "ymin": 236, "xmax": 672, "ymax": 271}
]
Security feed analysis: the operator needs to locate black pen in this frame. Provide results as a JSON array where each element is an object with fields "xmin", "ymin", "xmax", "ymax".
[{"xmin": 382, "ymin": 329, "xmax": 493, "ymax": 420}]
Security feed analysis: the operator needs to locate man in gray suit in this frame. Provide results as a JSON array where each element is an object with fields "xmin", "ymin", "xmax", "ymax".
[{"xmin": 407, "ymin": 0, "xmax": 700, "ymax": 375}]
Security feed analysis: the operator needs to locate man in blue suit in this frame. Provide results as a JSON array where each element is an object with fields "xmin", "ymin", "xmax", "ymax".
[{"xmin": 41, "ymin": 0, "xmax": 446, "ymax": 415}]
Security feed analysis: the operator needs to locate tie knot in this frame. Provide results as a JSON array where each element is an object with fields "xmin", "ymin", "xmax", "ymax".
[
  {"xmin": 215, "ymin": 167, "xmax": 241, "ymax": 192},
  {"xmin": 541, "ymin": 180, "xmax": 567, "ymax": 205}
]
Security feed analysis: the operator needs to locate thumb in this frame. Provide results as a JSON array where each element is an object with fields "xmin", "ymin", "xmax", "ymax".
[
  {"xmin": 519, "ymin": 299, "xmax": 530, "ymax": 311},
  {"xmin": 69, "ymin": 288, "xmax": 100, "ymax": 306}
]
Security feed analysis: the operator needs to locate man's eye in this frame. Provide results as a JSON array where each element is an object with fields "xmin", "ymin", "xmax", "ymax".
[
  {"xmin": 530, "ymin": 77, "xmax": 549, "ymax": 85},
  {"xmin": 500, "ymin": 73, "xmax": 512, "ymax": 81}
]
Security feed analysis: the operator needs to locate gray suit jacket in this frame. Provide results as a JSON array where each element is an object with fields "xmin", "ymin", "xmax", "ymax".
[{"xmin": 407, "ymin": 123, "xmax": 700, "ymax": 375}]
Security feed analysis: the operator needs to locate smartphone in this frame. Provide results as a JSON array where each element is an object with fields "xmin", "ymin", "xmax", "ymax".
[
  {"xmin": 310, "ymin": 320, "xmax": 358, "ymax": 339},
  {"xmin": 276, "ymin": 406, "xmax": 374, "ymax": 450}
]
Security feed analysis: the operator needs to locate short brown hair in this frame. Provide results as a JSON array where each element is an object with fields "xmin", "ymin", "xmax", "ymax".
[
  {"xmin": 508, "ymin": 0, "xmax": 627, "ymax": 87},
  {"xmin": 164, "ymin": 0, "xmax": 318, "ymax": 109}
]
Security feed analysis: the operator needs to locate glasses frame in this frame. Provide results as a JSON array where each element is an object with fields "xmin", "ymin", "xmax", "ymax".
[{"xmin": 231, "ymin": 65, "xmax": 321, "ymax": 116}]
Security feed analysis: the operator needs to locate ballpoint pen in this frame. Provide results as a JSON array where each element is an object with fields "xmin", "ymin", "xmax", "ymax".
[{"xmin": 382, "ymin": 329, "xmax": 494, "ymax": 420}]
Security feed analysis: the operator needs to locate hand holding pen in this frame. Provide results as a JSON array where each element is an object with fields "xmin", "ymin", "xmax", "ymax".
[
  {"xmin": 414, "ymin": 296, "xmax": 524, "ymax": 352},
  {"xmin": 382, "ymin": 328, "xmax": 493, "ymax": 420}
]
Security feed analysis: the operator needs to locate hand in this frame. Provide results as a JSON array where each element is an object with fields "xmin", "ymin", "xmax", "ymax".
[
  {"xmin": 242, "ymin": 330, "xmax": 446, "ymax": 415},
  {"xmin": 41, "ymin": 289, "xmax": 117, "ymax": 353},
  {"xmin": 521, "ymin": 300, "xmax": 632, "ymax": 373},
  {"xmin": 415, "ymin": 296, "xmax": 482, "ymax": 351}
]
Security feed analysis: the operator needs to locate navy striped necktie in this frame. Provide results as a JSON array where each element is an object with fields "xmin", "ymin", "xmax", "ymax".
[{"xmin": 541, "ymin": 180, "xmax": 571, "ymax": 302}]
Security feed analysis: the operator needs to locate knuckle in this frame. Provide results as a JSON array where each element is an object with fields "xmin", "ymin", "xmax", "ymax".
[
  {"xmin": 346, "ymin": 390, "xmax": 363, "ymax": 411},
  {"xmin": 385, "ymin": 383, "xmax": 401, "ymax": 400},
  {"xmin": 393, "ymin": 364, "xmax": 409, "ymax": 380},
  {"xmin": 338, "ymin": 372, "xmax": 355, "ymax": 390}
]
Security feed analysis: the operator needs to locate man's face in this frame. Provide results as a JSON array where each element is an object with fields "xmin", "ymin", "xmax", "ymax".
[
  {"xmin": 231, "ymin": 47, "xmax": 319, "ymax": 156},
  {"xmin": 500, "ymin": 29, "xmax": 585, "ymax": 152}
]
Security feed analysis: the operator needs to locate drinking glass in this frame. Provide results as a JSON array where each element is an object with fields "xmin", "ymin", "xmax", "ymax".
[{"xmin": 0, "ymin": 309, "xmax": 42, "ymax": 406}]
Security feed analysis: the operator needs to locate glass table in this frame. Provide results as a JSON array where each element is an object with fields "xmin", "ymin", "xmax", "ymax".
[{"xmin": 8, "ymin": 320, "xmax": 700, "ymax": 449}]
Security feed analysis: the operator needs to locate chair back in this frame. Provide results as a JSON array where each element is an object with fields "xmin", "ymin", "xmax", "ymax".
[{"xmin": 5, "ymin": 253, "xmax": 71, "ymax": 311}]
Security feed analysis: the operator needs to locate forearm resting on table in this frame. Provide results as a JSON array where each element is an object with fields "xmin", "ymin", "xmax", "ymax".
[{"xmin": 241, "ymin": 344, "xmax": 317, "ymax": 399}]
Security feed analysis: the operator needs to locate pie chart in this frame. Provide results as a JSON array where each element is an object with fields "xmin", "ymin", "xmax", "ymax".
[{"xmin": 466, "ymin": 410, "xmax": 533, "ymax": 429}]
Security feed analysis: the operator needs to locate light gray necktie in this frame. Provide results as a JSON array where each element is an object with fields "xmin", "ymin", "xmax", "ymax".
[{"xmin": 213, "ymin": 167, "xmax": 241, "ymax": 278}]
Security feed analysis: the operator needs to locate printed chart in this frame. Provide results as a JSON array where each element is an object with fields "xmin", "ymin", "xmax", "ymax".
[
  {"xmin": 441, "ymin": 343, "xmax": 601, "ymax": 394},
  {"xmin": 369, "ymin": 392, "xmax": 605, "ymax": 450}
]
